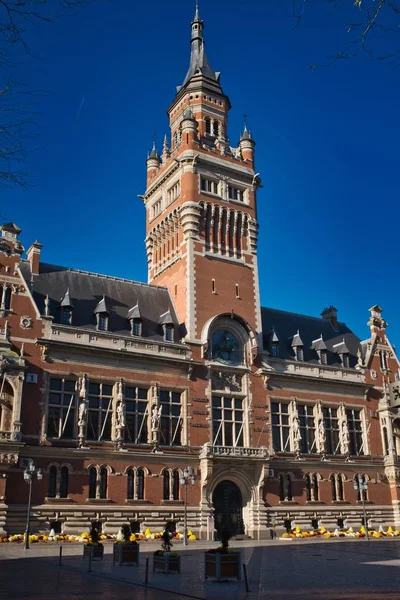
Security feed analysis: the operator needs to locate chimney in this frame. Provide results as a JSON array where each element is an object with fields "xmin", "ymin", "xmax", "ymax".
[
  {"xmin": 321, "ymin": 305, "xmax": 338, "ymax": 330},
  {"xmin": 27, "ymin": 240, "xmax": 43, "ymax": 276}
]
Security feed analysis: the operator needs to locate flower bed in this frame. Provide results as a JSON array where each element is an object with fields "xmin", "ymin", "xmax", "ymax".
[
  {"xmin": 279, "ymin": 525, "xmax": 400, "ymax": 540},
  {"xmin": 0, "ymin": 528, "xmax": 197, "ymax": 544}
]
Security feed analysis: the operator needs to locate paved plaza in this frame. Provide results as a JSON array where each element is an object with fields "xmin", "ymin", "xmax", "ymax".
[{"xmin": 1, "ymin": 538, "xmax": 400, "ymax": 600}]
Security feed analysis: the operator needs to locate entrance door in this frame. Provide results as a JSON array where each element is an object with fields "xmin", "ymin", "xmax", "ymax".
[{"xmin": 213, "ymin": 480, "xmax": 244, "ymax": 538}]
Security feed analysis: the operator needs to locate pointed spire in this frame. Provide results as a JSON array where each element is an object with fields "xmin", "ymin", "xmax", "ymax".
[
  {"xmin": 240, "ymin": 123, "xmax": 252, "ymax": 141},
  {"xmin": 148, "ymin": 141, "xmax": 159, "ymax": 159},
  {"xmin": 163, "ymin": 134, "xmax": 169, "ymax": 153},
  {"xmin": 181, "ymin": 4, "xmax": 218, "ymax": 88}
]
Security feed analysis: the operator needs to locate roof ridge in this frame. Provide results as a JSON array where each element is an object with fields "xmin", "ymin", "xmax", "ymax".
[
  {"xmin": 261, "ymin": 305, "xmax": 347, "ymax": 325},
  {"xmin": 40, "ymin": 263, "xmax": 168, "ymax": 292}
]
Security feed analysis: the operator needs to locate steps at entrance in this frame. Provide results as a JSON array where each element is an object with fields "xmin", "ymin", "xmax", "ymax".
[{"xmin": 232, "ymin": 534, "xmax": 251, "ymax": 540}]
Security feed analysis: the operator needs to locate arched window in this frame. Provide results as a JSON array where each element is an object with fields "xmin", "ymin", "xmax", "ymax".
[
  {"xmin": 337, "ymin": 474, "xmax": 344, "ymax": 501},
  {"xmin": 211, "ymin": 329, "xmax": 242, "ymax": 364},
  {"xmin": 330, "ymin": 474, "xmax": 337, "ymax": 501},
  {"xmin": 305, "ymin": 474, "xmax": 312, "ymax": 502},
  {"xmin": 3, "ymin": 287, "xmax": 11, "ymax": 310},
  {"xmin": 48, "ymin": 466, "xmax": 57, "ymax": 498},
  {"xmin": 137, "ymin": 469, "xmax": 144, "ymax": 500},
  {"xmin": 312, "ymin": 474, "xmax": 319, "ymax": 502},
  {"xmin": 279, "ymin": 474, "xmax": 285, "ymax": 501},
  {"xmin": 213, "ymin": 120, "xmax": 220, "ymax": 137},
  {"xmin": 99, "ymin": 468, "xmax": 108, "ymax": 499},
  {"xmin": 60, "ymin": 466, "xmax": 69, "ymax": 498},
  {"xmin": 163, "ymin": 470, "xmax": 170, "ymax": 500},
  {"xmin": 286, "ymin": 475, "xmax": 293, "ymax": 501},
  {"xmin": 172, "ymin": 470, "xmax": 180, "ymax": 500},
  {"xmin": 88, "ymin": 467, "xmax": 97, "ymax": 499},
  {"xmin": 205, "ymin": 117, "xmax": 211, "ymax": 135},
  {"xmin": 127, "ymin": 468, "xmax": 134, "ymax": 500}
]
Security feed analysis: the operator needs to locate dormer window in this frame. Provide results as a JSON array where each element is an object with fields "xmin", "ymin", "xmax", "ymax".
[
  {"xmin": 296, "ymin": 347, "xmax": 304, "ymax": 361},
  {"xmin": 61, "ymin": 308, "xmax": 72, "ymax": 325},
  {"xmin": 59, "ymin": 288, "xmax": 74, "ymax": 325},
  {"xmin": 128, "ymin": 303, "xmax": 142, "ymax": 337},
  {"xmin": 320, "ymin": 350, "xmax": 327, "ymax": 365},
  {"xmin": 97, "ymin": 314, "xmax": 108, "ymax": 331},
  {"xmin": 271, "ymin": 343, "xmax": 279, "ymax": 357},
  {"xmin": 342, "ymin": 353, "xmax": 350, "ymax": 368},
  {"xmin": 291, "ymin": 330, "xmax": 304, "ymax": 362},
  {"xmin": 165, "ymin": 324, "xmax": 174, "ymax": 342},
  {"xmin": 94, "ymin": 296, "xmax": 110, "ymax": 332},
  {"xmin": 132, "ymin": 318, "xmax": 142, "ymax": 337},
  {"xmin": 160, "ymin": 310, "xmax": 174, "ymax": 343}
]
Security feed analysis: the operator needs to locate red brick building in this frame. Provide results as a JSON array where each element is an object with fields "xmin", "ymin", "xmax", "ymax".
[{"xmin": 1, "ymin": 8, "xmax": 400, "ymax": 538}]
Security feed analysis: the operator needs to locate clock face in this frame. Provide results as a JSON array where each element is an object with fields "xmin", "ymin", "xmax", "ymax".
[{"xmin": 211, "ymin": 330, "xmax": 241, "ymax": 364}]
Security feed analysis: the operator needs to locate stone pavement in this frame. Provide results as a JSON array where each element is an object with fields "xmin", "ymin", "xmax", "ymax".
[{"xmin": 1, "ymin": 538, "xmax": 400, "ymax": 599}]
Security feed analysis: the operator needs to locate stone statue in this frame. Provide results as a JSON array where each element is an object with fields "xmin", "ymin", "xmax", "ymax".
[
  {"xmin": 78, "ymin": 401, "xmax": 87, "ymax": 426},
  {"xmin": 117, "ymin": 380, "xmax": 124, "ymax": 403},
  {"xmin": 341, "ymin": 420, "xmax": 350, "ymax": 451},
  {"xmin": 79, "ymin": 376, "xmax": 87, "ymax": 400},
  {"xmin": 116, "ymin": 402, "xmax": 126, "ymax": 428},
  {"xmin": 151, "ymin": 404, "xmax": 162, "ymax": 431},
  {"xmin": 292, "ymin": 416, "xmax": 301, "ymax": 441},
  {"xmin": 318, "ymin": 419, "xmax": 326, "ymax": 444}
]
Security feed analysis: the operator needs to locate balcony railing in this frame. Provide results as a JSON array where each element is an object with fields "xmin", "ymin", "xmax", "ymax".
[{"xmin": 200, "ymin": 443, "xmax": 269, "ymax": 459}]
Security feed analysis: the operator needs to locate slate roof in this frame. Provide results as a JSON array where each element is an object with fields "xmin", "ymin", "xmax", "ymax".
[
  {"xmin": 261, "ymin": 307, "xmax": 361, "ymax": 368},
  {"xmin": 20, "ymin": 261, "xmax": 181, "ymax": 342}
]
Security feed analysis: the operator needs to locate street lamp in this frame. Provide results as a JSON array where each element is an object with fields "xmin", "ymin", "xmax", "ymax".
[
  {"xmin": 23, "ymin": 461, "xmax": 43, "ymax": 550},
  {"xmin": 180, "ymin": 466, "xmax": 195, "ymax": 546},
  {"xmin": 354, "ymin": 475, "xmax": 369, "ymax": 541}
]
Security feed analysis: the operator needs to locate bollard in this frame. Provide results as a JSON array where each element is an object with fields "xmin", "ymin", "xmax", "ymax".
[
  {"xmin": 59, "ymin": 545, "xmax": 63, "ymax": 567},
  {"xmin": 243, "ymin": 563, "xmax": 250, "ymax": 593},
  {"xmin": 145, "ymin": 557, "xmax": 149, "ymax": 585},
  {"xmin": 88, "ymin": 547, "xmax": 92, "ymax": 572}
]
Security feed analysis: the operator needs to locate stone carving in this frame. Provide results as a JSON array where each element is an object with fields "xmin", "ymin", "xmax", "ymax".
[
  {"xmin": 211, "ymin": 371, "xmax": 242, "ymax": 392},
  {"xmin": 341, "ymin": 420, "xmax": 350, "ymax": 454},
  {"xmin": 77, "ymin": 375, "xmax": 88, "ymax": 448},
  {"xmin": 315, "ymin": 402, "xmax": 326, "ymax": 454},
  {"xmin": 0, "ymin": 453, "xmax": 18, "ymax": 464},
  {"xmin": 116, "ymin": 402, "xmax": 126, "ymax": 428},
  {"xmin": 78, "ymin": 401, "xmax": 87, "ymax": 427},
  {"xmin": 151, "ymin": 405, "xmax": 162, "ymax": 431},
  {"xmin": 19, "ymin": 316, "xmax": 33, "ymax": 329}
]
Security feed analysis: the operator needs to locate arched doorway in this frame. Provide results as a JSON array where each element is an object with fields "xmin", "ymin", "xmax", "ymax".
[{"xmin": 213, "ymin": 480, "xmax": 244, "ymax": 538}]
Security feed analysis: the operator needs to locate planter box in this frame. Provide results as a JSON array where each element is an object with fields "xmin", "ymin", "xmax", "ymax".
[
  {"xmin": 113, "ymin": 543, "xmax": 139, "ymax": 566},
  {"xmin": 153, "ymin": 553, "xmax": 181, "ymax": 574},
  {"xmin": 205, "ymin": 552, "xmax": 241, "ymax": 581},
  {"xmin": 83, "ymin": 544, "xmax": 104, "ymax": 560}
]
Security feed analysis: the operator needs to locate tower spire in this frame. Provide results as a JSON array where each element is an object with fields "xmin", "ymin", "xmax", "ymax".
[{"xmin": 181, "ymin": 4, "xmax": 218, "ymax": 88}]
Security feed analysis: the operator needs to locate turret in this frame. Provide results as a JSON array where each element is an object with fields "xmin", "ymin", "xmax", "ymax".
[
  {"xmin": 181, "ymin": 107, "xmax": 198, "ymax": 145},
  {"xmin": 146, "ymin": 142, "xmax": 161, "ymax": 184},
  {"xmin": 239, "ymin": 125, "xmax": 255, "ymax": 163}
]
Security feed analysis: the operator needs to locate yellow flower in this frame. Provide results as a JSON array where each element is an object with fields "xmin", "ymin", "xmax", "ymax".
[
  {"xmin": 188, "ymin": 535, "xmax": 196, "ymax": 540},
  {"xmin": 130, "ymin": 534, "xmax": 136, "ymax": 542}
]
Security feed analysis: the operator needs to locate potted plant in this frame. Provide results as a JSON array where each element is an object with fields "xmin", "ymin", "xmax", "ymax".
[
  {"xmin": 153, "ymin": 529, "xmax": 181, "ymax": 574},
  {"xmin": 113, "ymin": 524, "xmax": 139, "ymax": 566},
  {"xmin": 205, "ymin": 529, "xmax": 241, "ymax": 581},
  {"xmin": 83, "ymin": 526, "xmax": 104, "ymax": 560}
]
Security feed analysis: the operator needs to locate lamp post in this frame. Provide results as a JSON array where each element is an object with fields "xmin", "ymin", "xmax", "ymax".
[
  {"xmin": 23, "ymin": 461, "xmax": 43, "ymax": 550},
  {"xmin": 354, "ymin": 475, "xmax": 369, "ymax": 541},
  {"xmin": 180, "ymin": 466, "xmax": 195, "ymax": 546}
]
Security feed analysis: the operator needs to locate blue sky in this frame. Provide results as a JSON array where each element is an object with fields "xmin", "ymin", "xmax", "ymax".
[{"xmin": 2, "ymin": 0, "xmax": 399, "ymax": 346}]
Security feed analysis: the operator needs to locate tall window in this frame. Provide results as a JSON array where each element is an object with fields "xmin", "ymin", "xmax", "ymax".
[
  {"xmin": 312, "ymin": 474, "xmax": 319, "ymax": 501},
  {"xmin": 205, "ymin": 117, "xmax": 211, "ymax": 135},
  {"xmin": 324, "ymin": 407, "xmax": 340, "ymax": 455},
  {"xmin": 212, "ymin": 395, "xmax": 243, "ymax": 447},
  {"xmin": 47, "ymin": 378, "xmax": 77, "ymax": 439},
  {"xmin": 87, "ymin": 383, "xmax": 113, "ymax": 441},
  {"xmin": 163, "ymin": 471, "xmax": 170, "ymax": 500},
  {"xmin": 271, "ymin": 401, "xmax": 290, "ymax": 452},
  {"xmin": 164, "ymin": 324, "xmax": 174, "ymax": 342},
  {"xmin": 298, "ymin": 404, "xmax": 316, "ymax": 454},
  {"xmin": 88, "ymin": 467, "xmax": 97, "ymax": 499},
  {"xmin": 160, "ymin": 390, "xmax": 182, "ymax": 446},
  {"xmin": 346, "ymin": 409, "xmax": 364, "ymax": 455},
  {"xmin": 97, "ymin": 314, "xmax": 108, "ymax": 331},
  {"xmin": 213, "ymin": 120, "xmax": 220, "ymax": 137},
  {"xmin": 331, "ymin": 473, "xmax": 345, "ymax": 501},
  {"xmin": 99, "ymin": 468, "xmax": 108, "ymax": 499},
  {"xmin": 354, "ymin": 474, "xmax": 368, "ymax": 501},
  {"xmin": 137, "ymin": 469, "xmax": 145, "ymax": 500},
  {"xmin": 172, "ymin": 470, "xmax": 179, "ymax": 500},
  {"xmin": 0, "ymin": 286, "xmax": 11, "ymax": 309},
  {"xmin": 330, "ymin": 474, "xmax": 337, "ymax": 501},
  {"xmin": 60, "ymin": 466, "xmax": 69, "ymax": 498},
  {"xmin": 296, "ymin": 347, "xmax": 304, "ymax": 361},
  {"xmin": 305, "ymin": 474, "xmax": 312, "ymax": 502},
  {"xmin": 132, "ymin": 318, "xmax": 142, "ymax": 337},
  {"xmin": 127, "ymin": 468, "xmax": 145, "ymax": 500},
  {"xmin": 127, "ymin": 468, "xmax": 134, "ymax": 500},
  {"xmin": 279, "ymin": 473, "xmax": 292, "ymax": 501},
  {"xmin": 271, "ymin": 343, "xmax": 279, "ymax": 357},
  {"xmin": 125, "ymin": 386, "xmax": 148, "ymax": 444},
  {"xmin": 48, "ymin": 466, "xmax": 57, "ymax": 498},
  {"xmin": 337, "ymin": 474, "xmax": 344, "ymax": 501}
]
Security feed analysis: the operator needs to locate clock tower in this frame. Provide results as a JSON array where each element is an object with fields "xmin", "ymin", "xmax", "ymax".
[{"xmin": 143, "ymin": 5, "xmax": 262, "ymax": 349}]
